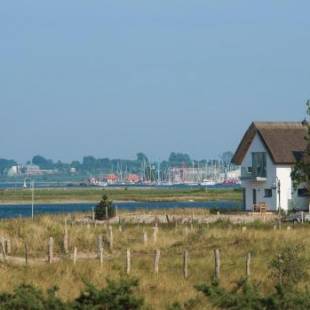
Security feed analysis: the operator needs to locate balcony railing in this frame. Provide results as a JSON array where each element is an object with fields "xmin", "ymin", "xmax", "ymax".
[{"xmin": 241, "ymin": 167, "xmax": 267, "ymax": 180}]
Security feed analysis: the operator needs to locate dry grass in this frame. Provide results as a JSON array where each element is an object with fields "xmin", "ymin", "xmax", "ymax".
[{"xmin": 0, "ymin": 212, "xmax": 308, "ymax": 309}]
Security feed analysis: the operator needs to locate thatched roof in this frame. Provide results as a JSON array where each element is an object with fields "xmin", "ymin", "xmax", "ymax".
[{"xmin": 232, "ymin": 122, "xmax": 307, "ymax": 165}]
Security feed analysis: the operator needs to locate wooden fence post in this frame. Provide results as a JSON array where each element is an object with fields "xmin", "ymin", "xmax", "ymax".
[
  {"xmin": 154, "ymin": 249, "xmax": 160, "ymax": 275},
  {"xmin": 126, "ymin": 248, "xmax": 131, "ymax": 275},
  {"xmin": 92, "ymin": 207, "xmax": 95, "ymax": 221},
  {"xmin": 183, "ymin": 250, "xmax": 189, "ymax": 279},
  {"xmin": 153, "ymin": 226, "xmax": 158, "ymax": 244},
  {"xmin": 64, "ymin": 219, "xmax": 69, "ymax": 254},
  {"xmin": 24, "ymin": 242, "xmax": 28, "ymax": 265},
  {"xmin": 0, "ymin": 237, "xmax": 6, "ymax": 260},
  {"xmin": 246, "ymin": 252, "xmax": 251, "ymax": 278},
  {"xmin": 143, "ymin": 230, "xmax": 148, "ymax": 246},
  {"xmin": 5, "ymin": 239, "xmax": 11, "ymax": 255},
  {"xmin": 184, "ymin": 226, "xmax": 189, "ymax": 236},
  {"xmin": 73, "ymin": 247, "xmax": 77, "ymax": 265},
  {"xmin": 97, "ymin": 235, "xmax": 103, "ymax": 258},
  {"xmin": 214, "ymin": 249, "xmax": 220, "ymax": 281},
  {"xmin": 48, "ymin": 237, "xmax": 54, "ymax": 264},
  {"xmin": 109, "ymin": 226, "xmax": 113, "ymax": 250},
  {"xmin": 100, "ymin": 247, "xmax": 104, "ymax": 266}
]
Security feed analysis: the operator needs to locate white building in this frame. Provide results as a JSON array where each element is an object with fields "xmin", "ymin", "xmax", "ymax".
[
  {"xmin": 7, "ymin": 165, "xmax": 22, "ymax": 177},
  {"xmin": 232, "ymin": 122, "xmax": 309, "ymax": 212}
]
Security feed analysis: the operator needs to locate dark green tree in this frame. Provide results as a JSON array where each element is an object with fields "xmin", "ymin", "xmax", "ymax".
[
  {"xmin": 0, "ymin": 159, "xmax": 17, "ymax": 175},
  {"xmin": 291, "ymin": 100, "xmax": 310, "ymax": 192},
  {"xmin": 95, "ymin": 195, "xmax": 115, "ymax": 220}
]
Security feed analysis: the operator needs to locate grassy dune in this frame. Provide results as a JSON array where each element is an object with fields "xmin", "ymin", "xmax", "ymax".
[
  {"xmin": 0, "ymin": 187, "xmax": 242, "ymax": 204},
  {"xmin": 0, "ymin": 211, "xmax": 307, "ymax": 309}
]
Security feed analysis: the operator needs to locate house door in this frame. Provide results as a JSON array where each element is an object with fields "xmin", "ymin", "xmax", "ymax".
[{"xmin": 253, "ymin": 189, "xmax": 257, "ymax": 205}]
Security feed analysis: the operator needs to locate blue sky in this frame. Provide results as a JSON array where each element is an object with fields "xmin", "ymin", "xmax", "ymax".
[{"xmin": 1, "ymin": 1, "xmax": 309, "ymax": 162}]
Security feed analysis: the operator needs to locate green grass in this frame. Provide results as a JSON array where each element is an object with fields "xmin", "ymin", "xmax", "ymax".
[
  {"xmin": 0, "ymin": 211, "xmax": 307, "ymax": 309},
  {"xmin": 0, "ymin": 187, "xmax": 242, "ymax": 204}
]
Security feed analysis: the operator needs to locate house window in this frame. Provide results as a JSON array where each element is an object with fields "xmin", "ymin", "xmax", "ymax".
[
  {"xmin": 298, "ymin": 188, "xmax": 309, "ymax": 197},
  {"xmin": 252, "ymin": 152, "xmax": 267, "ymax": 177},
  {"xmin": 264, "ymin": 189, "xmax": 272, "ymax": 198}
]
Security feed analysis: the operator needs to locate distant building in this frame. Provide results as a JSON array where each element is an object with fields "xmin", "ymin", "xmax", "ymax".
[
  {"xmin": 70, "ymin": 167, "xmax": 77, "ymax": 174},
  {"xmin": 168, "ymin": 167, "xmax": 206, "ymax": 184},
  {"xmin": 25, "ymin": 164, "xmax": 43, "ymax": 176},
  {"xmin": 127, "ymin": 174, "xmax": 140, "ymax": 184},
  {"xmin": 105, "ymin": 174, "xmax": 118, "ymax": 184},
  {"xmin": 232, "ymin": 122, "xmax": 309, "ymax": 212},
  {"xmin": 7, "ymin": 165, "xmax": 22, "ymax": 177}
]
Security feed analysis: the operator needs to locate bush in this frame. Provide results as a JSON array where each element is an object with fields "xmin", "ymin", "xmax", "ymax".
[
  {"xmin": 0, "ymin": 284, "xmax": 67, "ymax": 310},
  {"xmin": 72, "ymin": 277, "xmax": 144, "ymax": 310},
  {"xmin": 270, "ymin": 244, "xmax": 307, "ymax": 288},
  {"xmin": 0, "ymin": 278, "xmax": 144, "ymax": 310},
  {"xmin": 195, "ymin": 245, "xmax": 310, "ymax": 310},
  {"xmin": 95, "ymin": 195, "xmax": 116, "ymax": 220}
]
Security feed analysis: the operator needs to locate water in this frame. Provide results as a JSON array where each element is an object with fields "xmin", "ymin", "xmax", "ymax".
[{"xmin": 0, "ymin": 201, "xmax": 241, "ymax": 219}]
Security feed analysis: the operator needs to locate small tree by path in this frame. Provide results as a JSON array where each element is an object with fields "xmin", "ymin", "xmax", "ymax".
[{"xmin": 95, "ymin": 195, "xmax": 116, "ymax": 220}]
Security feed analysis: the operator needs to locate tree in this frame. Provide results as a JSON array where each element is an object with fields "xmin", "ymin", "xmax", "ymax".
[
  {"xmin": 0, "ymin": 159, "xmax": 17, "ymax": 176},
  {"xmin": 168, "ymin": 152, "xmax": 192, "ymax": 167},
  {"xmin": 291, "ymin": 100, "xmax": 310, "ymax": 192},
  {"xmin": 32, "ymin": 155, "xmax": 54, "ymax": 170},
  {"xmin": 220, "ymin": 151, "xmax": 234, "ymax": 171},
  {"xmin": 95, "ymin": 195, "xmax": 116, "ymax": 220}
]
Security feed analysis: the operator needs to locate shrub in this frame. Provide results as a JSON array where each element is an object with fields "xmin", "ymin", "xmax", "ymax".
[
  {"xmin": 95, "ymin": 195, "xmax": 116, "ymax": 220},
  {"xmin": 0, "ymin": 284, "xmax": 67, "ymax": 310},
  {"xmin": 195, "ymin": 245, "xmax": 310, "ymax": 310},
  {"xmin": 0, "ymin": 278, "xmax": 144, "ymax": 310},
  {"xmin": 270, "ymin": 244, "xmax": 307, "ymax": 288},
  {"xmin": 72, "ymin": 277, "xmax": 144, "ymax": 310}
]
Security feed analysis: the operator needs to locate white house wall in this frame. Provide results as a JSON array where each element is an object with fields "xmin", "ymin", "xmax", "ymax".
[
  {"xmin": 275, "ymin": 166, "xmax": 292, "ymax": 211},
  {"xmin": 241, "ymin": 134, "xmax": 277, "ymax": 211}
]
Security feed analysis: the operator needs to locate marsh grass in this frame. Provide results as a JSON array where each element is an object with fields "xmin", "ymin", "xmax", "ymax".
[
  {"xmin": 0, "ymin": 212, "xmax": 308, "ymax": 308},
  {"xmin": 0, "ymin": 187, "xmax": 242, "ymax": 204}
]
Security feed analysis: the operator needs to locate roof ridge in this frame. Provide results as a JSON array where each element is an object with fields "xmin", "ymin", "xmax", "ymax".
[{"xmin": 253, "ymin": 121, "xmax": 305, "ymax": 129}]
